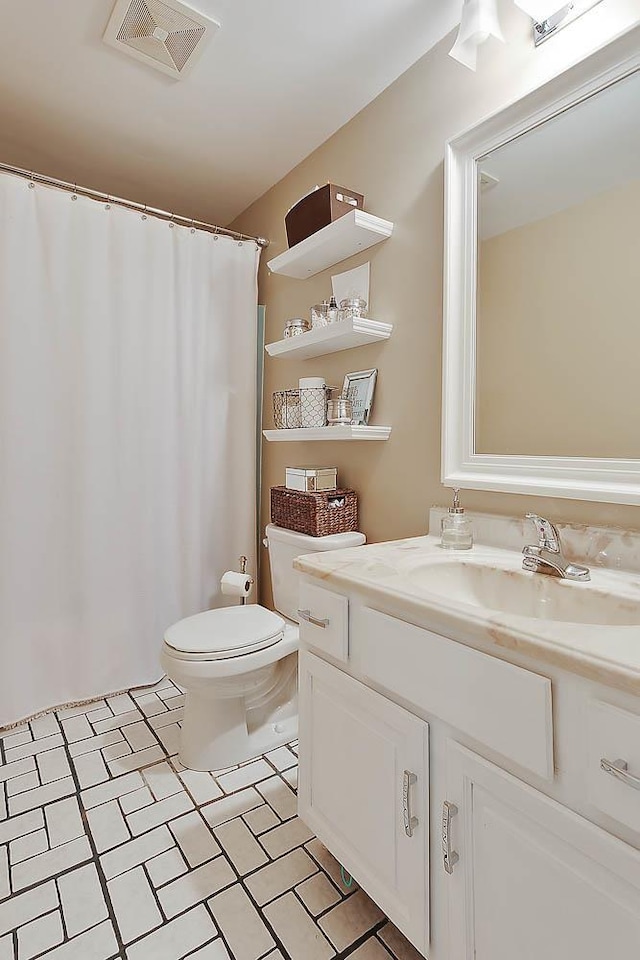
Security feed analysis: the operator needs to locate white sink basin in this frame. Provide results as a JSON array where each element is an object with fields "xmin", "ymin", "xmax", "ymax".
[{"xmin": 407, "ymin": 559, "xmax": 640, "ymax": 626}]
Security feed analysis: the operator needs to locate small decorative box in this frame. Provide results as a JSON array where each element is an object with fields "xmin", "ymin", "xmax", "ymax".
[
  {"xmin": 285, "ymin": 184, "xmax": 365, "ymax": 248},
  {"xmin": 285, "ymin": 467, "xmax": 338, "ymax": 493}
]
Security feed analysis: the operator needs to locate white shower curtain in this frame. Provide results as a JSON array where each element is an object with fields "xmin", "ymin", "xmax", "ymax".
[{"xmin": 0, "ymin": 173, "xmax": 260, "ymax": 726}]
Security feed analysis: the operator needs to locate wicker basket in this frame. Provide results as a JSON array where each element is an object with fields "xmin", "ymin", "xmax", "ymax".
[{"xmin": 270, "ymin": 486, "xmax": 358, "ymax": 537}]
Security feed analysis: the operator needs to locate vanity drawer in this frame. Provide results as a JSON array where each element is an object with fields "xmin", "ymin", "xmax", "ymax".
[
  {"xmin": 351, "ymin": 606, "xmax": 553, "ymax": 780},
  {"xmin": 298, "ymin": 581, "xmax": 348, "ymax": 663},
  {"xmin": 587, "ymin": 700, "xmax": 640, "ymax": 835}
]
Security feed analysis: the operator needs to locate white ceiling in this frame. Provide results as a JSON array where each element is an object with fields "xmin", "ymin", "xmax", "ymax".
[{"xmin": 0, "ymin": 0, "xmax": 460, "ymax": 225}]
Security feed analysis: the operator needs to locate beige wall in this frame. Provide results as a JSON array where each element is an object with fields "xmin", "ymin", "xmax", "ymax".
[
  {"xmin": 477, "ymin": 177, "xmax": 640, "ymax": 458},
  {"xmin": 229, "ymin": 4, "xmax": 640, "ymax": 604}
]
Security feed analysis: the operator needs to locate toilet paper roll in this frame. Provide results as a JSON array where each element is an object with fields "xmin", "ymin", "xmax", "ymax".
[{"xmin": 221, "ymin": 570, "xmax": 253, "ymax": 597}]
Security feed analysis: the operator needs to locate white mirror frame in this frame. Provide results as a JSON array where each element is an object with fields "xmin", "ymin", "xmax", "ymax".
[{"xmin": 442, "ymin": 26, "xmax": 640, "ymax": 506}]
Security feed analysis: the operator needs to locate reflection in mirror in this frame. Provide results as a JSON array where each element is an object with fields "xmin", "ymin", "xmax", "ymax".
[{"xmin": 475, "ymin": 69, "xmax": 640, "ymax": 459}]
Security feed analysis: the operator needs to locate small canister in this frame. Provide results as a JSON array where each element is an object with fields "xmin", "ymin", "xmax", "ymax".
[
  {"xmin": 310, "ymin": 302, "xmax": 330, "ymax": 328},
  {"xmin": 338, "ymin": 298, "xmax": 368, "ymax": 322},
  {"xmin": 284, "ymin": 317, "xmax": 311, "ymax": 339},
  {"xmin": 327, "ymin": 397, "xmax": 353, "ymax": 426}
]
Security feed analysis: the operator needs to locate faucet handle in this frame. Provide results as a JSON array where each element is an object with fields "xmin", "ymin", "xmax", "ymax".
[{"xmin": 525, "ymin": 513, "xmax": 561, "ymax": 554}]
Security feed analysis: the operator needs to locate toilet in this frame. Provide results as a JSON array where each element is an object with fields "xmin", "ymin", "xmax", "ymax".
[{"xmin": 161, "ymin": 523, "xmax": 365, "ymax": 771}]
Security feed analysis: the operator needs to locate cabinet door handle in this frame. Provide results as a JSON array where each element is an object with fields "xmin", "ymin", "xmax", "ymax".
[
  {"xmin": 600, "ymin": 757, "xmax": 640, "ymax": 791},
  {"xmin": 442, "ymin": 801, "xmax": 459, "ymax": 875},
  {"xmin": 297, "ymin": 609, "xmax": 330, "ymax": 629},
  {"xmin": 403, "ymin": 770, "xmax": 419, "ymax": 837}
]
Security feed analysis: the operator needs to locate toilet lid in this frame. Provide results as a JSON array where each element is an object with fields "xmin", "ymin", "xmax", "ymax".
[{"xmin": 163, "ymin": 605, "xmax": 286, "ymax": 658}]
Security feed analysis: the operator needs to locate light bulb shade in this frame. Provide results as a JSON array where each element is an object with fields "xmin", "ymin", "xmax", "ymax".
[
  {"xmin": 514, "ymin": 0, "xmax": 564, "ymax": 21},
  {"xmin": 449, "ymin": 0, "xmax": 504, "ymax": 71}
]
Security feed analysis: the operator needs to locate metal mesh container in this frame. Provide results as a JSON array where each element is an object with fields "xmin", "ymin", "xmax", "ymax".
[
  {"xmin": 273, "ymin": 387, "xmax": 332, "ymax": 429},
  {"xmin": 273, "ymin": 390, "xmax": 302, "ymax": 429},
  {"xmin": 299, "ymin": 386, "xmax": 328, "ymax": 428}
]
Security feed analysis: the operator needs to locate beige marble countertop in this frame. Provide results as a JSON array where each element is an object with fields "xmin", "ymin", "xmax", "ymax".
[{"xmin": 294, "ymin": 535, "xmax": 640, "ymax": 696}]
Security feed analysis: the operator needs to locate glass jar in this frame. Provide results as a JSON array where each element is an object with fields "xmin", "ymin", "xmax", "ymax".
[
  {"xmin": 311, "ymin": 297, "xmax": 339, "ymax": 328},
  {"xmin": 310, "ymin": 302, "xmax": 330, "ymax": 328},
  {"xmin": 327, "ymin": 397, "xmax": 353, "ymax": 425},
  {"xmin": 338, "ymin": 297, "xmax": 368, "ymax": 322},
  {"xmin": 284, "ymin": 317, "xmax": 311, "ymax": 338}
]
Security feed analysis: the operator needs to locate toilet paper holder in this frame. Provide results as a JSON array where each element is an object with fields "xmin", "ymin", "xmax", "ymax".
[
  {"xmin": 239, "ymin": 556, "xmax": 254, "ymax": 605},
  {"xmin": 220, "ymin": 557, "xmax": 255, "ymax": 605}
]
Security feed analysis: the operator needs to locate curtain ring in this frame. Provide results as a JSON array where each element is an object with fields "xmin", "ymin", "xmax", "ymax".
[
  {"xmin": 213, "ymin": 226, "xmax": 219, "ymax": 241},
  {"xmin": 190, "ymin": 218, "xmax": 196, "ymax": 234},
  {"xmin": 104, "ymin": 195, "xmax": 111, "ymax": 210},
  {"xmin": 71, "ymin": 184, "xmax": 78, "ymax": 201},
  {"xmin": 168, "ymin": 213, "xmax": 175, "ymax": 229},
  {"xmin": 141, "ymin": 204, "xmax": 148, "ymax": 221},
  {"xmin": 28, "ymin": 172, "xmax": 36, "ymax": 190}
]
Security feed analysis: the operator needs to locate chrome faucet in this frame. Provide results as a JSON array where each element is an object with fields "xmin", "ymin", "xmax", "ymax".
[{"xmin": 522, "ymin": 514, "xmax": 590, "ymax": 581}]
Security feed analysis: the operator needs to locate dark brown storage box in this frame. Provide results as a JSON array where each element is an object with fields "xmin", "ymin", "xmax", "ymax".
[
  {"xmin": 285, "ymin": 184, "xmax": 365, "ymax": 248},
  {"xmin": 270, "ymin": 486, "xmax": 358, "ymax": 537}
]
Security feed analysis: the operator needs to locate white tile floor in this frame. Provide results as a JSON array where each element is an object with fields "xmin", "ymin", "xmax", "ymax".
[{"xmin": 0, "ymin": 680, "xmax": 422, "ymax": 960}]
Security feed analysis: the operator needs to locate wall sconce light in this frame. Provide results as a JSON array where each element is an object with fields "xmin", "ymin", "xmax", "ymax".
[
  {"xmin": 450, "ymin": 0, "xmax": 607, "ymax": 69},
  {"xmin": 514, "ymin": 0, "xmax": 604, "ymax": 45},
  {"xmin": 449, "ymin": 0, "xmax": 504, "ymax": 71}
]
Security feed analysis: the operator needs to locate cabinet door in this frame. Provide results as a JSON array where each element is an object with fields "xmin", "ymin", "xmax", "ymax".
[
  {"xmin": 298, "ymin": 650, "xmax": 429, "ymax": 955},
  {"xmin": 445, "ymin": 741, "xmax": 640, "ymax": 960}
]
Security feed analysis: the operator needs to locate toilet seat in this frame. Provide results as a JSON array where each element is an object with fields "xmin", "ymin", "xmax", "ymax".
[{"xmin": 163, "ymin": 605, "xmax": 286, "ymax": 661}]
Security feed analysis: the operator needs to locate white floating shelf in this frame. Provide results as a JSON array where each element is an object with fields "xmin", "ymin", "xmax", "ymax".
[
  {"xmin": 267, "ymin": 210, "xmax": 394, "ymax": 279},
  {"xmin": 266, "ymin": 317, "xmax": 393, "ymax": 360},
  {"xmin": 263, "ymin": 425, "xmax": 392, "ymax": 442}
]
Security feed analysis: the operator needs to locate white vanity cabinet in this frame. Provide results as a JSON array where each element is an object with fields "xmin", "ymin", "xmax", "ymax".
[
  {"xmin": 298, "ymin": 649, "xmax": 430, "ymax": 954},
  {"xmin": 296, "ymin": 577, "xmax": 640, "ymax": 960},
  {"xmin": 444, "ymin": 741, "xmax": 640, "ymax": 960}
]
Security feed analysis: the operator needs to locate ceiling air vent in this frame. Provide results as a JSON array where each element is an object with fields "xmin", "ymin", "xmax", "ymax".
[{"xmin": 103, "ymin": 0, "xmax": 220, "ymax": 79}]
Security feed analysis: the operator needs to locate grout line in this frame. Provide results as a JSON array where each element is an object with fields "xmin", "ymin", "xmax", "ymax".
[
  {"xmin": 335, "ymin": 921, "xmax": 389, "ymax": 960},
  {"xmin": 181, "ymin": 933, "xmax": 230, "ymax": 959},
  {"xmin": 140, "ymin": 857, "xmax": 171, "ymax": 918},
  {"xmin": 54, "ymin": 875, "xmax": 70, "ymax": 940},
  {"xmin": 183, "ymin": 792, "xmax": 303, "ymax": 960},
  {"xmin": 2, "ymin": 692, "xmax": 393, "ymax": 960},
  {"xmin": 201, "ymin": 898, "xmax": 242, "ymax": 960},
  {"xmin": 60, "ymin": 718, "xmax": 128, "ymax": 958}
]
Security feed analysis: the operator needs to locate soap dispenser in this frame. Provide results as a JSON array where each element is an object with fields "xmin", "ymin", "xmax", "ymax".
[{"xmin": 441, "ymin": 489, "xmax": 473, "ymax": 550}]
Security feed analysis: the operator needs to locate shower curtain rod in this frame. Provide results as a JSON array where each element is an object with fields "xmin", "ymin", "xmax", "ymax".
[{"xmin": 0, "ymin": 161, "xmax": 270, "ymax": 248}]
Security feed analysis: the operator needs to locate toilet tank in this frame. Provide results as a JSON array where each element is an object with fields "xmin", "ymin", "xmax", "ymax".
[{"xmin": 265, "ymin": 523, "xmax": 366, "ymax": 622}]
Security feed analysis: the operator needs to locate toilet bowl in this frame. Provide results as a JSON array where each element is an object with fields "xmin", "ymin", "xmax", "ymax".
[{"xmin": 162, "ymin": 524, "xmax": 365, "ymax": 771}]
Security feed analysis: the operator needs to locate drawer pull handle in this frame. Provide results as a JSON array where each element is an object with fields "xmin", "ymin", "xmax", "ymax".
[
  {"xmin": 442, "ymin": 801, "xmax": 459, "ymax": 875},
  {"xmin": 297, "ymin": 609, "xmax": 330, "ymax": 629},
  {"xmin": 403, "ymin": 770, "xmax": 418, "ymax": 837},
  {"xmin": 600, "ymin": 757, "xmax": 640, "ymax": 791}
]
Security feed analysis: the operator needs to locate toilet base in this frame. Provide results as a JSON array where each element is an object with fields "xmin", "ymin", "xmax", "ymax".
[
  {"xmin": 177, "ymin": 654, "xmax": 299, "ymax": 772},
  {"xmin": 162, "ymin": 626, "xmax": 300, "ymax": 772},
  {"xmin": 179, "ymin": 693, "xmax": 298, "ymax": 771}
]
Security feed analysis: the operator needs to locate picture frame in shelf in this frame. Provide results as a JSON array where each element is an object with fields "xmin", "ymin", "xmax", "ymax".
[{"xmin": 342, "ymin": 368, "xmax": 377, "ymax": 425}]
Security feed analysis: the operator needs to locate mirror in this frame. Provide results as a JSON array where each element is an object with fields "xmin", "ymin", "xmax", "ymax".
[
  {"xmin": 476, "ymin": 69, "xmax": 640, "ymax": 460},
  {"xmin": 443, "ymin": 26, "xmax": 640, "ymax": 504}
]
